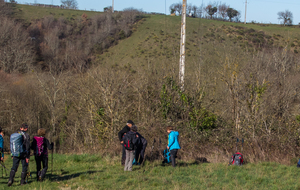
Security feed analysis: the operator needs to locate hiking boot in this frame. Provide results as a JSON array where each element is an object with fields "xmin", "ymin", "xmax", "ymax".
[
  {"xmin": 7, "ymin": 170, "xmax": 15, "ymax": 187},
  {"xmin": 40, "ymin": 168, "xmax": 47, "ymax": 181},
  {"xmin": 37, "ymin": 171, "xmax": 41, "ymax": 181},
  {"xmin": 20, "ymin": 172, "xmax": 27, "ymax": 185}
]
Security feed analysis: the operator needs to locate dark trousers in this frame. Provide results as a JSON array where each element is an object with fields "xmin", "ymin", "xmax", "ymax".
[
  {"xmin": 170, "ymin": 149, "xmax": 178, "ymax": 167},
  {"xmin": 122, "ymin": 146, "xmax": 126, "ymax": 165},
  {"xmin": 135, "ymin": 144, "xmax": 147, "ymax": 164},
  {"xmin": 35, "ymin": 155, "xmax": 48, "ymax": 173},
  {"xmin": 11, "ymin": 156, "xmax": 27, "ymax": 172}
]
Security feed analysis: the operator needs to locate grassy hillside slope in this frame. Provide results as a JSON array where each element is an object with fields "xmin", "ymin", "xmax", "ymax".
[{"xmin": 1, "ymin": 154, "xmax": 300, "ymax": 189}]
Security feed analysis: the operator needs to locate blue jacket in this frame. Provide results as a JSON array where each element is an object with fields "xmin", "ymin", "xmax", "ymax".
[
  {"xmin": 168, "ymin": 131, "xmax": 181, "ymax": 150},
  {"xmin": 0, "ymin": 135, "xmax": 3, "ymax": 158}
]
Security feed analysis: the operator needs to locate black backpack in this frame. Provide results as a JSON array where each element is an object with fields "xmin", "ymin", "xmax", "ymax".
[
  {"xmin": 123, "ymin": 132, "xmax": 136, "ymax": 150},
  {"xmin": 229, "ymin": 152, "xmax": 243, "ymax": 166}
]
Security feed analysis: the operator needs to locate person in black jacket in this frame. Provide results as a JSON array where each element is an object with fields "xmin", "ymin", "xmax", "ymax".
[
  {"xmin": 8, "ymin": 123, "xmax": 30, "ymax": 186},
  {"xmin": 134, "ymin": 132, "xmax": 147, "ymax": 165},
  {"xmin": 31, "ymin": 128, "xmax": 53, "ymax": 181},
  {"xmin": 118, "ymin": 120, "xmax": 134, "ymax": 165}
]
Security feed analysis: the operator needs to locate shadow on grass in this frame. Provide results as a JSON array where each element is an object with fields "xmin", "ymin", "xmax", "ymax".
[
  {"xmin": 47, "ymin": 170, "xmax": 103, "ymax": 182},
  {"xmin": 161, "ymin": 157, "xmax": 209, "ymax": 167}
]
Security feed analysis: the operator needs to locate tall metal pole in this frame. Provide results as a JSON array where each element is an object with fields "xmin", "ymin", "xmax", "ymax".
[
  {"xmin": 179, "ymin": 0, "xmax": 187, "ymax": 90},
  {"xmin": 112, "ymin": 0, "xmax": 114, "ymax": 13},
  {"xmin": 244, "ymin": 0, "xmax": 247, "ymax": 24}
]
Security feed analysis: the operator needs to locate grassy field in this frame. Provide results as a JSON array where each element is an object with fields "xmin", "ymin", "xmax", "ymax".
[{"xmin": 0, "ymin": 154, "xmax": 300, "ymax": 189}]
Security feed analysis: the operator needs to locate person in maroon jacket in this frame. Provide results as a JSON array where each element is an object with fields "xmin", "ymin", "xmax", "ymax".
[
  {"xmin": 31, "ymin": 128, "xmax": 53, "ymax": 181},
  {"xmin": 118, "ymin": 120, "xmax": 134, "ymax": 165}
]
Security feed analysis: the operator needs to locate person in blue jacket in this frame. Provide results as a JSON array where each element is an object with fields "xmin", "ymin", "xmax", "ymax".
[
  {"xmin": 0, "ymin": 127, "xmax": 4, "ymax": 162},
  {"xmin": 166, "ymin": 126, "xmax": 181, "ymax": 167}
]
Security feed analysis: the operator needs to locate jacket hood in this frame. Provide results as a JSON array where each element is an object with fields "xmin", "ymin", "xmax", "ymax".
[{"xmin": 170, "ymin": 131, "xmax": 179, "ymax": 136}]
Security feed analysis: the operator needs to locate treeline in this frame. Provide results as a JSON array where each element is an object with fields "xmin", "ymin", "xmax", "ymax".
[
  {"xmin": 170, "ymin": 1, "xmax": 240, "ymax": 22},
  {"xmin": 1, "ymin": 1, "xmax": 300, "ymax": 164}
]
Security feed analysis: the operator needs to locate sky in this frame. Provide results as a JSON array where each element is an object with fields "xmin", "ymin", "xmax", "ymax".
[{"xmin": 20, "ymin": 0, "xmax": 300, "ymax": 24}]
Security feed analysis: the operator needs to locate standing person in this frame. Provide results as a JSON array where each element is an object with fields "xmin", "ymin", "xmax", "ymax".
[
  {"xmin": 118, "ymin": 120, "xmax": 134, "ymax": 165},
  {"xmin": 123, "ymin": 125, "xmax": 140, "ymax": 171},
  {"xmin": 8, "ymin": 123, "xmax": 30, "ymax": 186},
  {"xmin": 31, "ymin": 128, "xmax": 53, "ymax": 181},
  {"xmin": 166, "ymin": 126, "xmax": 181, "ymax": 167},
  {"xmin": 134, "ymin": 132, "xmax": 147, "ymax": 165},
  {"xmin": 0, "ymin": 127, "xmax": 5, "ymax": 162}
]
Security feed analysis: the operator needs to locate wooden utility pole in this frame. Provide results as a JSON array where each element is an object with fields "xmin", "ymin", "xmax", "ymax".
[
  {"xmin": 244, "ymin": 0, "xmax": 247, "ymax": 24},
  {"xmin": 179, "ymin": 0, "xmax": 187, "ymax": 90},
  {"xmin": 112, "ymin": 0, "xmax": 114, "ymax": 13}
]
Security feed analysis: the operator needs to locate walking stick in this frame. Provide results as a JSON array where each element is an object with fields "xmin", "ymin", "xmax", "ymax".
[{"xmin": 51, "ymin": 144, "xmax": 54, "ymax": 175}]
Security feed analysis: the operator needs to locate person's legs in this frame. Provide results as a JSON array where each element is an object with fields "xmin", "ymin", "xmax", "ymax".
[
  {"xmin": 134, "ymin": 147, "xmax": 141, "ymax": 165},
  {"xmin": 124, "ymin": 150, "xmax": 130, "ymax": 171},
  {"xmin": 122, "ymin": 146, "xmax": 126, "ymax": 166},
  {"xmin": 40, "ymin": 156, "xmax": 48, "ymax": 181},
  {"xmin": 35, "ymin": 156, "xmax": 42, "ymax": 181},
  {"xmin": 127, "ymin": 151, "xmax": 134, "ymax": 171},
  {"xmin": 170, "ymin": 149, "xmax": 178, "ymax": 167},
  {"xmin": 8, "ymin": 156, "xmax": 20, "ymax": 186},
  {"xmin": 139, "ymin": 144, "xmax": 147, "ymax": 164},
  {"xmin": 20, "ymin": 157, "xmax": 28, "ymax": 185}
]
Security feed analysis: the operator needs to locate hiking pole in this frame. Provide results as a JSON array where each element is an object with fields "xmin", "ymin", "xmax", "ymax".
[
  {"xmin": 26, "ymin": 162, "xmax": 32, "ymax": 183},
  {"xmin": 51, "ymin": 143, "xmax": 54, "ymax": 175},
  {"xmin": 0, "ymin": 161, "xmax": 9, "ymax": 176}
]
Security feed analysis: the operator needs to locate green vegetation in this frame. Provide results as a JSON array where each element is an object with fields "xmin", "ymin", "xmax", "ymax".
[
  {"xmin": 13, "ymin": 4, "xmax": 100, "ymax": 22},
  {"xmin": 1, "ymin": 154, "xmax": 300, "ymax": 189}
]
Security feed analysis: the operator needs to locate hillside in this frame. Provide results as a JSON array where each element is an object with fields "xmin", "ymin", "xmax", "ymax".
[{"xmin": 1, "ymin": 3, "xmax": 300, "ymax": 163}]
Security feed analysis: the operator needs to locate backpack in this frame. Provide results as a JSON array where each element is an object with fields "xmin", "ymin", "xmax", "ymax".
[
  {"xmin": 10, "ymin": 131, "xmax": 26, "ymax": 157},
  {"xmin": 34, "ymin": 136, "xmax": 45, "ymax": 156},
  {"xmin": 297, "ymin": 159, "xmax": 300, "ymax": 167},
  {"xmin": 162, "ymin": 148, "xmax": 171, "ymax": 164},
  {"xmin": 123, "ymin": 132, "xmax": 136, "ymax": 150},
  {"xmin": 229, "ymin": 152, "xmax": 243, "ymax": 166}
]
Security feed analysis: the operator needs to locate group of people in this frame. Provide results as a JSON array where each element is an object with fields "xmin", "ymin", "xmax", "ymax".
[
  {"xmin": 118, "ymin": 120, "xmax": 181, "ymax": 171},
  {"xmin": 0, "ymin": 123, "xmax": 53, "ymax": 186},
  {"xmin": 0, "ymin": 120, "xmax": 180, "ymax": 186}
]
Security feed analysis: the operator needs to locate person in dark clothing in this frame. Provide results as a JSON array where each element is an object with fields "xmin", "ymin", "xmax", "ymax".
[
  {"xmin": 8, "ymin": 123, "xmax": 30, "ymax": 186},
  {"xmin": 118, "ymin": 120, "xmax": 134, "ymax": 165},
  {"xmin": 31, "ymin": 128, "xmax": 53, "ymax": 181},
  {"xmin": 134, "ymin": 132, "xmax": 147, "ymax": 165},
  {"xmin": 123, "ymin": 125, "xmax": 140, "ymax": 171}
]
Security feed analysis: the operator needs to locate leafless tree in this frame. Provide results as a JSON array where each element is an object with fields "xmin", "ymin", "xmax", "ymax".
[
  {"xmin": 218, "ymin": 3, "xmax": 228, "ymax": 20},
  {"xmin": 278, "ymin": 10, "xmax": 293, "ymax": 26},
  {"xmin": 61, "ymin": 0, "xmax": 78, "ymax": 9}
]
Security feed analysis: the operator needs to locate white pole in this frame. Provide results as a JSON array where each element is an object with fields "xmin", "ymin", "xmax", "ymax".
[
  {"xmin": 244, "ymin": 0, "xmax": 247, "ymax": 24},
  {"xmin": 179, "ymin": 0, "xmax": 187, "ymax": 90},
  {"xmin": 112, "ymin": 0, "xmax": 114, "ymax": 13}
]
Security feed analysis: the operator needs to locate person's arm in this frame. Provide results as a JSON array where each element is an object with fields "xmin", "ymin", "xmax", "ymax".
[
  {"xmin": 45, "ymin": 138, "xmax": 53, "ymax": 150},
  {"xmin": 0, "ymin": 137, "xmax": 3, "ymax": 160},
  {"xmin": 118, "ymin": 126, "xmax": 128, "ymax": 142},
  {"xmin": 25, "ymin": 133, "xmax": 30, "ymax": 159},
  {"xmin": 167, "ymin": 133, "xmax": 175, "ymax": 148}
]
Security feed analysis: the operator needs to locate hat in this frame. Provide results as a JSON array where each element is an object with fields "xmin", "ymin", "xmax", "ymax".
[
  {"xmin": 131, "ymin": 125, "xmax": 138, "ymax": 132},
  {"xmin": 127, "ymin": 120, "xmax": 134, "ymax": 125},
  {"xmin": 21, "ymin": 123, "xmax": 28, "ymax": 129}
]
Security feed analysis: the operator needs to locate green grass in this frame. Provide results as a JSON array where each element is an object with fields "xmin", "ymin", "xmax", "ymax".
[
  {"xmin": 13, "ymin": 4, "xmax": 101, "ymax": 22},
  {"xmin": 1, "ymin": 154, "xmax": 300, "ymax": 189}
]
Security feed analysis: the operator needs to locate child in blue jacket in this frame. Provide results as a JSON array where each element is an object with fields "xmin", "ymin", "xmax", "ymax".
[{"xmin": 166, "ymin": 126, "xmax": 181, "ymax": 167}]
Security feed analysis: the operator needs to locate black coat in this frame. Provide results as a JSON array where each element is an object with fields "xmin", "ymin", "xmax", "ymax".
[{"xmin": 118, "ymin": 125, "xmax": 131, "ymax": 142}]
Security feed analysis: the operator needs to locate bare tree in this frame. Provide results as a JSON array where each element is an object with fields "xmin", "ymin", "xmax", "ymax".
[
  {"xmin": 61, "ymin": 0, "xmax": 78, "ymax": 9},
  {"xmin": 218, "ymin": 3, "xmax": 228, "ymax": 20},
  {"xmin": 278, "ymin": 10, "xmax": 293, "ymax": 26},
  {"xmin": 192, "ymin": 5, "xmax": 198, "ymax": 17}
]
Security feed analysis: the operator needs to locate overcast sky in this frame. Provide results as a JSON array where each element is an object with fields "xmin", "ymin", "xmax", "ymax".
[{"xmin": 21, "ymin": 0, "xmax": 300, "ymax": 24}]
